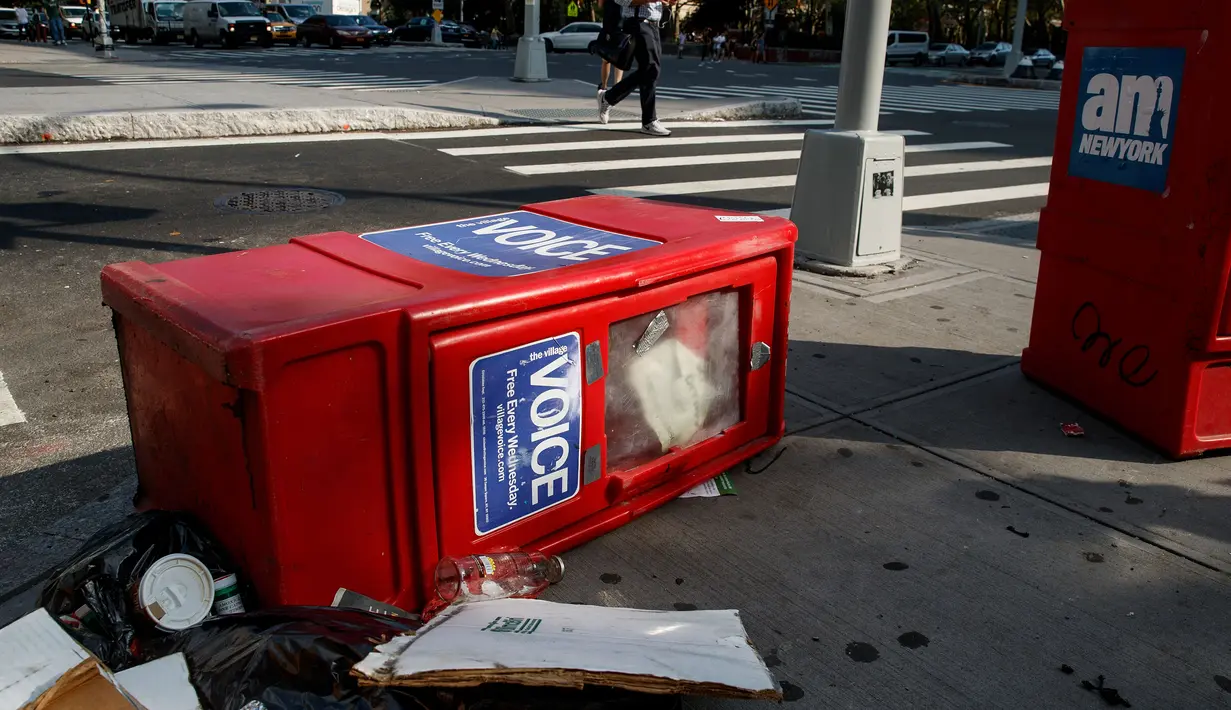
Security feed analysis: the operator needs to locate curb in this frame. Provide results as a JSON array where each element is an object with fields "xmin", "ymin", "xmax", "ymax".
[
  {"xmin": 0, "ymin": 106, "xmax": 501, "ymax": 145},
  {"xmin": 946, "ymin": 74, "xmax": 1061, "ymax": 91},
  {"xmin": 0, "ymin": 97, "xmax": 803, "ymax": 144},
  {"xmin": 669, "ymin": 97, "xmax": 801, "ymax": 122}
]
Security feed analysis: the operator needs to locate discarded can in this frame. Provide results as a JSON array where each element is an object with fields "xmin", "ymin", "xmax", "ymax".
[
  {"xmin": 434, "ymin": 551, "xmax": 565, "ymax": 604},
  {"xmin": 212, "ymin": 573, "xmax": 246, "ymax": 616},
  {"xmin": 133, "ymin": 553, "xmax": 215, "ymax": 631}
]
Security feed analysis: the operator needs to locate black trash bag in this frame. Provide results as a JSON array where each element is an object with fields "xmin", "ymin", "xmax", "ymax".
[
  {"xmin": 38, "ymin": 510, "xmax": 245, "ymax": 670},
  {"xmin": 145, "ymin": 607, "xmax": 684, "ymax": 710},
  {"xmin": 141, "ymin": 607, "xmax": 419, "ymax": 710}
]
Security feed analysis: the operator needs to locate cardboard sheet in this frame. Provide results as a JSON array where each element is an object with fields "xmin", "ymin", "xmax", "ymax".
[{"xmin": 352, "ymin": 599, "xmax": 780, "ymax": 700}]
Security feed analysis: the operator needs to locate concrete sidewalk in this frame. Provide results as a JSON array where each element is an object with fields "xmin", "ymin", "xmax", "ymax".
[
  {"xmin": 0, "ymin": 46, "xmax": 800, "ymax": 142},
  {"xmin": 2, "ymin": 208, "xmax": 1230, "ymax": 706}
]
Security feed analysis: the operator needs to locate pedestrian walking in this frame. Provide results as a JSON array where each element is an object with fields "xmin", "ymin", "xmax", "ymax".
[
  {"xmin": 32, "ymin": 8, "xmax": 48, "ymax": 42},
  {"xmin": 676, "ymin": 30, "xmax": 685, "ymax": 59},
  {"xmin": 596, "ymin": 0, "xmax": 624, "ymax": 96},
  {"xmin": 597, "ymin": 0, "xmax": 669, "ymax": 136},
  {"xmin": 754, "ymin": 33, "xmax": 766, "ymax": 63},
  {"xmin": 714, "ymin": 31, "xmax": 726, "ymax": 62},
  {"xmin": 15, "ymin": 5, "xmax": 29, "ymax": 41},
  {"xmin": 46, "ymin": 0, "xmax": 65, "ymax": 44},
  {"xmin": 699, "ymin": 29, "xmax": 709, "ymax": 62}
]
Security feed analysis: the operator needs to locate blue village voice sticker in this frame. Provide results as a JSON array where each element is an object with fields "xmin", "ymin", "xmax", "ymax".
[
  {"xmin": 1069, "ymin": 46, "xmax": 1185, "ymax": 193},
  {"xmin": 361, "ymin": 211, "xmax": 659, "ymax": 277},
  {"xmin": 470, "ymin": 333, "xmax": 582, "ymax": 535}
]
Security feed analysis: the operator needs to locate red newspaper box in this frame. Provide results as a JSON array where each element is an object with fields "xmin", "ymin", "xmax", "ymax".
[
  {"xmin": 1022, "ymin": 1, "xmax": 1231, "ymax": 457},
  {"xmin": 102, "ymin": 196, "xmax": 795, "ymax": 610}
]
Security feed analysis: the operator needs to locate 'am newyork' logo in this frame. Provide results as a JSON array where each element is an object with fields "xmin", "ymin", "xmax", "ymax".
[{"xmin": 1068, "ymin": 47, "xmax": 1185, "ymax": 193}]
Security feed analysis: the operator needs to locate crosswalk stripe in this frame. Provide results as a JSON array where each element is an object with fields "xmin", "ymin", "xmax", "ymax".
[
  {"xmin": 590, "ymin": 157, "xmax": 1053, "ymax": 197},
  {"xmin": 506, "ymin": 141, "xmax": 1011, "ymax": 176},
  {"xmin": 903, "ymin": 183, "xmax": 1050, "ymax": 210},
  {"xmin": 441, "ymin": 130, "xmax": 931, "ymax": 157},
  {"xmin": 0, "ymin": 371, "xmax": 25, "ymax": 428},
  {"xmin": 768, "ymin": 85, "xmax": 1024, "ymax": 111},
  {"xmin": 767, "ymin": 86, "xmax": 992, "ymax": 112}
]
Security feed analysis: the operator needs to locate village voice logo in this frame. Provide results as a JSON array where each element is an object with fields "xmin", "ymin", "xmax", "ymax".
[{"xmin": 1069, "ymin": 46, "xmax": 1185, "ymax": 193}]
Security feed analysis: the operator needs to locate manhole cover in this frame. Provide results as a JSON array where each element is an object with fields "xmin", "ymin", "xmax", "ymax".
[{"xmin": 214, "ymin": 188, "xmax": 345, "ymax": 214}]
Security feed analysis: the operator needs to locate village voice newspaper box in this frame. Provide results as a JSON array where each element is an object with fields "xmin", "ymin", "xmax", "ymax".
[
  {"xmin": 1023, "ymin": 0, "xmax": 1231, "ymax": 456},
  {"xmin": 101, "ymin": 196, "xmax": 795, "ymax": 609}
]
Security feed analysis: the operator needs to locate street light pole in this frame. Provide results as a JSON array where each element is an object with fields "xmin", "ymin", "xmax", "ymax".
[
  {"xmin": 833, "ymin": 0, "xmax": 891, "ymax": 131},
  {"xmin": 512, "ymin": 0, "xmax": 548, "ymax": 80},
  {"xmin": 95, "ymin": 0, "xmax": 114, "ymax": 58},
  {"xmin": 787, "ymin": 0, "xmax": 904, "ymax": 269},
  {"xmin": 1004, "ymin": 0, "xmax": 1027, "ymax": 79}
]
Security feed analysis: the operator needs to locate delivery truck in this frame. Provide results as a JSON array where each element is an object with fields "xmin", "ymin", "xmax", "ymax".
[{"xmin": 110, "ymin": 0, "xmax": 186, "ymax": 43}]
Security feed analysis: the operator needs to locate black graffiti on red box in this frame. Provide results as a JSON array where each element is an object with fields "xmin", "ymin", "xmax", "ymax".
[{"xmin": 1070, "ymin": 302, "xmax": 1158, "ymax": 388}]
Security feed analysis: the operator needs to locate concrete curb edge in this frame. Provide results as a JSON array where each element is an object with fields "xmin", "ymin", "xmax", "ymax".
[{"xmin": 0, "ymin": 97, "xmax": 804, "ymax": 145}]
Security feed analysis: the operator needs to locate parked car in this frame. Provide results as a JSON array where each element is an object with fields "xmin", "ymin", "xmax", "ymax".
[
  {"xmin": 262, "ymin": 2, "xmax": 315, "ymax": 24},
  {"xmin": 260, "ymin": 7, "xmax": 297, "ymax": 43},
  {"xmin": 298, "ymin": 13, "xmax": 372, "ymax": 48},
  {"xmin": 183, "ymin": 0, "xmax": 272, "ymax": 47},
  {"xmin": 393, "ymin": 16, "xmax": 478, "ymax": 47},
  {"xmin": 539, "ymin": 21, "xmax": 600, "ymax": 53},
  {"xmin": 885, "ymin": 30, "xmax": 929, "ymax": 66},
  {"xmin": 354, "ymin": 14, "xmax": 390, "ymax": 45},
  {"xmin": 0, "ymin": 8, "xmax": 20, "ymax": 38},
  {"xmin": 970, "ymin": 40, "xmax": 1011, "ymax": 66},
  {"xmin": 1027, "ymin": 47, "xmax": 1057, "ymax": 69},
  {"xmin": 927, "ymin": 42, "xmax": 969, "ymax": 66},
  {"xmin": 60, "ymin": 5, "xmax": 89, "ymax": 38}
]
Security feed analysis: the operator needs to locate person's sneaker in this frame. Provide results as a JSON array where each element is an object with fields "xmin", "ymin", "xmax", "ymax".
[
  {"xmin": 641, "ymin": 120, "xmax": 670, "ymax": 137},
  {"xmin": 597, "ymin": 90, "xmax": 611, "ymax": 125}
]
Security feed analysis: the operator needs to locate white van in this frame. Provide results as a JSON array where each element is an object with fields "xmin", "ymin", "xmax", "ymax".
[
  {"xmin": 886, "ymin": 30, "xmax": 929, "ymax": 66},
  {"xmin": 182, "ymin": 0, "xmax": 271, "ymax": 47}
]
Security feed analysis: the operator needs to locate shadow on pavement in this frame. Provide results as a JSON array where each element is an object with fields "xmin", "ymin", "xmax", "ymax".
[{"xmin": 0, "ymin": 200, "xmax": 231, "ymax": 254}]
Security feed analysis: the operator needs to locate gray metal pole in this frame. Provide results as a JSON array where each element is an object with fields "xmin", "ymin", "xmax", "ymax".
[
  {"xmin": 1004, "ymin": 0, "xmax": 1027, "ymax": 78},
  {"xmin": 833, "ymin": 0, "xmax": 892, "ymax": 131}
]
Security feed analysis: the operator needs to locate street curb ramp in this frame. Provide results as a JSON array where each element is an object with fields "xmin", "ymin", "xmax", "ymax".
[{"xmin": 0, "ymin": 106, "xmax": 501, "ymax": 144}]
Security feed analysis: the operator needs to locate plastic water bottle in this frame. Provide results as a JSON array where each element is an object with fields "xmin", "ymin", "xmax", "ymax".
[{"xmin": 434, "ymin": 551, "xmax": 565, "ymax": 603}]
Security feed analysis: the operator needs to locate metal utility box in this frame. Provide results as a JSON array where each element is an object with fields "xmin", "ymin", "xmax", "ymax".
[
  {"xmin": 790, "ymin": 130, "xmax": 905, "ymax": 267},
  {"xmin": 102, "ymin": 196, "xmax": 796, "ymax": 611}
]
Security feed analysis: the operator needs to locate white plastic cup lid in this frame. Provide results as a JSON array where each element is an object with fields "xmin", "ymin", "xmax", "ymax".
[{"xmin": 138, "ymin": 553, "xmax": 215, "ymax": 631}]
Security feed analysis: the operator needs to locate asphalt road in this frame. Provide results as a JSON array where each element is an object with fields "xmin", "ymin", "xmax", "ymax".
[{"xmin": 0, "ymin": 36, "xmax": 993, "ymax": 89}]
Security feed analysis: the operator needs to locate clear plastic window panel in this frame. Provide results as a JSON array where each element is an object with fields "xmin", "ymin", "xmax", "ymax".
[{"xmin": 605, "ymin": 290, "xmax": 742, "ymax": 472}]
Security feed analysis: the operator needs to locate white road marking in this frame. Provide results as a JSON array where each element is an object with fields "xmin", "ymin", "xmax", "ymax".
[
  {"xmin": 0, "ymin": 119, "xmax": 837, "ymax": 156},
  {"xmin": 757, "ymin": 182, "xmax": 1050, "ymax": 218},
  {"xmin": 508, "ymin": 141, "xmax": 1011, "ymax": 176},
  {"xmin": 442, "ymin": 129, "xmax": 927, "ymax": 157},
  {"xmin": 591, "ymin": 156, "xmax": 1051, "ymax": 197},
  {"xmin": 903, "ymin": 183, "xmax": 1051, "ymax": 211},
  {"xmin": 0, "ymin": 372, "xmax": 25, "ymax": 427}
]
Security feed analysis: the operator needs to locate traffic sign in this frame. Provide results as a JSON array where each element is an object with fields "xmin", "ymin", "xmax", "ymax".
[
  {"xmin": 567, "ymin": 1, "xmax": 578, "ymax": 17},
  {"xmin": 432, "ymin": 8, "xmax": 443, "ymax": 20},
  {"xmin": 764, "ymin": 0, "xmax": 777, "ymax": 10}
]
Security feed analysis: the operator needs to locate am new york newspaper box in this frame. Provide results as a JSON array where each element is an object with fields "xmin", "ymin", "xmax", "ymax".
[{"xmin": 101, "ymin": 196, "xmax": 796, "ymax": 610}]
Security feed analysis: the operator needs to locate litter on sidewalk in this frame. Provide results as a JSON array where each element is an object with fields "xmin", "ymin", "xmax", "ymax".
[
  {"xmin": 679, "ymin": 472, "xmax": 738, "ymax": 498},
  {"xmin": 0, "ymin": 608, "xmax": 200, "ymax": 710},
  {"xmin": 1060, "ymin": 422, "xmax": 1086, "ymax": 437},
  {"xmin": 353, "ymin": 598, "xmax": 782, "ymax": 701}
]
